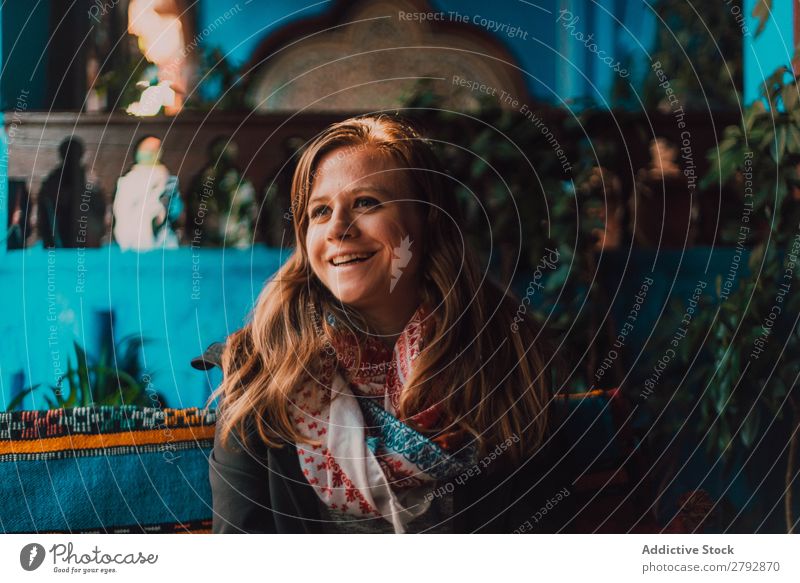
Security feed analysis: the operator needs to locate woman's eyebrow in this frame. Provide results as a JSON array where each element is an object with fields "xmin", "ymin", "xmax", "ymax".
[
  {"xmin": 307, "ymin": 193, "xmax": 329, "ymax": 205},
  {"xmin": 308, "ymin": 186, "xmax": 390, "ymax": 204}
]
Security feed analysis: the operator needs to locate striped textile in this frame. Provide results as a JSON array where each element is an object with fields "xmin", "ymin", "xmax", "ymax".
[{"xmin": 0, "ymin": 406, "xmax": 216, "ymax": 534}]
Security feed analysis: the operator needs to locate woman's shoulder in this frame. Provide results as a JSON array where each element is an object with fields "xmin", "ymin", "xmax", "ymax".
[
  {"xmin": 191, "ymin": 334, "xmax": 259, "ymax": 445},
  {"xmin": 212, "ymin": 397, "xmax": 286, "ymax": 463}
]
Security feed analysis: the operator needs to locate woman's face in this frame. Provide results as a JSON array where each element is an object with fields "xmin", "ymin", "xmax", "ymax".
[{"xmin": 305, "ymin": 145, "xmax": 425, "ymax": 317}]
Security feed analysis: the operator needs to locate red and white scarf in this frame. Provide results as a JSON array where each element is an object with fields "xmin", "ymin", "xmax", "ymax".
[{"xmin": 291, "ymin": 305, "xmax": 474, "ymax": 533}]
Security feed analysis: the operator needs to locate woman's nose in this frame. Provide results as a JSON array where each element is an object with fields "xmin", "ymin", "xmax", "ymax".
[{"xmin": 327, "ymin": 205, "xmax": 359, "ymax": 240}]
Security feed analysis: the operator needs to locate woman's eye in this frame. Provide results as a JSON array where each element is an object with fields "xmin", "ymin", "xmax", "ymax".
[
  {"xmin": 310, "ymin": 205, "xmax": 329, "ymax": 219},
  {"xmin": 354, "ymin": 197, "xmax": 379, "ymax": 209}
]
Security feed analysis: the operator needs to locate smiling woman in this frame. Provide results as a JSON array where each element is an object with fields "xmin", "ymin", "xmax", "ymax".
[{"xmin": 206, "ymin": 114, "xmax": 574, "ymax": 534}]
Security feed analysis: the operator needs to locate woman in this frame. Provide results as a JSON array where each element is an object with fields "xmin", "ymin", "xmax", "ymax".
[{"xmin": 202, "ymin": 114, "xmax": 576, "ymax": 533}]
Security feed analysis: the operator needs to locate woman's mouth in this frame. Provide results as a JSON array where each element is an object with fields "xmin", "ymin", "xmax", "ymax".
[{"xmin": 329, "ymin": 251, "xmax": 377, "ymax": 267}]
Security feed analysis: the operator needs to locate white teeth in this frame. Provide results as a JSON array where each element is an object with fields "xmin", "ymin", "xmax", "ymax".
[{"xmin": 331, "ymin": 253, "xmax": 372, "ymax": 266}]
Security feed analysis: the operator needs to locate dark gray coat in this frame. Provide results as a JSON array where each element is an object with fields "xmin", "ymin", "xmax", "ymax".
[{"xmin": 195, "ymin": 343, "xmax": 578, "ymax": 534}]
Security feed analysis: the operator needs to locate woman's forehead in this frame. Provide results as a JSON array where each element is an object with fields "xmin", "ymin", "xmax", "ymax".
[
  {"xmin": 315, "ymin": 144, "xmax": 395, "ymax": 172},
  {"xmin": 310, "ymin": 146, "xmax": 411, "ymax": 196}
]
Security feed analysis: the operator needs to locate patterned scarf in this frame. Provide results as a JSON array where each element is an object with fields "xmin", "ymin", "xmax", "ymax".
[{"xmin": 291, "ymin": 304, "xmax": 476, "ymax": 533}]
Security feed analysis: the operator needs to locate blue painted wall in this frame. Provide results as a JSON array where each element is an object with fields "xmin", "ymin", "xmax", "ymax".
[
  {"xmin": 744, "ymin": 0, "xmax": 794, "ymax": 104},
  {"xmin": 198, "ymin": 0, "xmax": 330, "ymax": 67},
  {"xmin": 0, "ymin": 0, "xmax": 49, "ymax": 110},
  {"xmin": 0, "ymin": 246, "xmax": 286, "ymax": 410}
]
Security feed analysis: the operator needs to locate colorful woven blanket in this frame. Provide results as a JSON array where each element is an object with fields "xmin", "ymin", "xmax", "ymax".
[{"xmin": 0, "ymin": 406, "xmax": 215, "ymax": 533}]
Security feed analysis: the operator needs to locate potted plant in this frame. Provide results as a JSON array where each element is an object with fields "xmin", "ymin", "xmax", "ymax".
[{"xmin": 6, "ymin": 335, "xmax": 160, "ymax": 410}]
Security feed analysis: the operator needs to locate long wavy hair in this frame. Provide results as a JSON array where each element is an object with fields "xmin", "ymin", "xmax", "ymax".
[{"xmin": 211, "ymin": 113, "xmax": 552, "ymax": 461}]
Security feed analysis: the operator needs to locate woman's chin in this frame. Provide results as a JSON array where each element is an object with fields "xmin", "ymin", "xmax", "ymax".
[{"xmin": 328, "ymin": 285, "xmax": 383, "ymax": 311}]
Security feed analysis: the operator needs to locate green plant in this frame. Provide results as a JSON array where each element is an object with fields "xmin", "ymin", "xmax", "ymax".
[
  {"xmin": 184, "ymin": 47, "xmax": 248, "ymax": 111},
  {"xmin": 6, "ymin": 336, "xmax": 160, "ymax": 411},
  {"xmin": 636, "ymin": 0, "xmax": 746, "ymax": 111},
  {"xmin": 654, "ymin": 65, "xmax": 800, "ymax": 532},
  {"xmin": 404, "ymin": 83, "xmax": 612, "ymax": 389}
]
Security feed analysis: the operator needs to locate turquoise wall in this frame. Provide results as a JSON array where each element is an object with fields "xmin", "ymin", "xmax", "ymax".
[
  {"xmin": 744, "ymin": 0, "xmax": 794, "ymax": 104},
  {"xmin": 0, "ymin": 246, "xmax": 286, "ymax": 409},
  {"xmin": 0, "ymin": 0, "xmax": 49, "ymax": 110}
]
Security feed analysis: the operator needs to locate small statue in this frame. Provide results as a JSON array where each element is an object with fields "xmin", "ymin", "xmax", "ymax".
[
  {"xmin": 38, "ymin": 137, "xmax": 105, "ymax": 248},
  {"xmin": 580, "ymin": 166, "xmax": 623, "ymax": 251},
  {"xmin": 187, "ymin": 137, "xmax": 256, "ymax": 248},
  {"xmin": 632, "ymin": 137, "xmax": 697, "ymax": 248},
  {"xmin": 6, "ymin": 181, "xmax": 31, "ymax": 250},
  {"xmin": 113, "ymin": 136, "xmax": 182, "ymax": 250}
]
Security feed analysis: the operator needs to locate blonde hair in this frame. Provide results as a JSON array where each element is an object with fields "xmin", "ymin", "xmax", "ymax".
[{"xmin": 211, "ymin": 113, "xmax": 551, "ymax": 461}]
